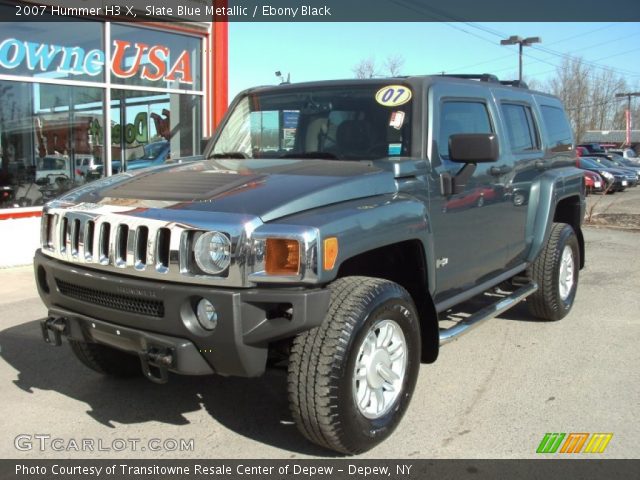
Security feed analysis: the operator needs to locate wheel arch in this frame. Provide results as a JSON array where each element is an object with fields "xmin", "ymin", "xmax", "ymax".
[
  {"xmin": 553, "ymin": 195, "xmax": 585, "ymax": 269},
  {"xmin": 336, "ymin": 240, "xmax": 439, "ymax": 364},
  {"xmin": 526, "ymin": 170, "xmax": 585, "ymax": 270}
]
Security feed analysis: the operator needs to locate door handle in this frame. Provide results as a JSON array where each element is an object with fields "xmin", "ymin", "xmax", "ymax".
[{"xmin": 489, "ymin": 165, "xmax": 512, "ymax": 176}]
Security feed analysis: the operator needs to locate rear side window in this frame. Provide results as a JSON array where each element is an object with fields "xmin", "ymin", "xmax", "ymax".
[
  {"xmin": 438, "ymin": 101, "xmax": 492, "ymax": 159},
  {"xmin": 501, "ymin": 103, "xmax": 540, "ymax": 152},
  {"xmin": 540, "ymin": 105, "xmax": 573, "ymax": 152}
]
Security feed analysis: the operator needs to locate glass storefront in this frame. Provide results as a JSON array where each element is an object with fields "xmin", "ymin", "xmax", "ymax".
[
  {"xmin": 0, "ymin": 12, "xmax": 205, "ymax": 209},
  {"xmin": 0, "ymin": 81, "xmax": 105, "ymax": 206}
]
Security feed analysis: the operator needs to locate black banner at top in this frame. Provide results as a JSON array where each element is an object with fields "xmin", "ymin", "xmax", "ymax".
[{"xmin": 2, "ymin": 0, "xmax": 640, "ymax": 22}]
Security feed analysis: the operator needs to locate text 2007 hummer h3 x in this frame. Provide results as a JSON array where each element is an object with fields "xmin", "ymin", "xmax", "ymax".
[{"xmin": 35, "ymin": 74, "xmax": 585, "ymax": 454}]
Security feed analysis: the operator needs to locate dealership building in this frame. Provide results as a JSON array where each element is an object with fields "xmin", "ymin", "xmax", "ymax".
[{"xmin": 0, "ymin": 3, "xmax": 228, "ymax": 265}]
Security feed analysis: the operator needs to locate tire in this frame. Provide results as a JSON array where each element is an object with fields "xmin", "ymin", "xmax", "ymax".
[
  {"xmin": 69, "ymin": 339, "xmax": 142, "ymax": 377},
  {"xmin": 527, "ymin": 222, "xmax": 580, "ymax": 321},
  {"xmin": 287, "ymin": 276, "xmax": 421, "ymax": 455}
]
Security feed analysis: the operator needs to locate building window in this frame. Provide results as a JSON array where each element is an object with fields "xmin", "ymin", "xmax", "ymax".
[
  {"xmin": 0, "ymin": 18, "xmax": 104, "ymax": 82},
  {"xmin": 0, "ymin": 17, "xmax": 206, "ymax": 211},
  {"xmin": 0, "ymin": 80, "xmax": 105, "ymax": 206},
  {"xmin": 110, "ymin": 24, "xmax": 202, "ymax": 91},
  {"xmin": 110, "ymin": 90, "xmax": 202, "ymax": 172}
]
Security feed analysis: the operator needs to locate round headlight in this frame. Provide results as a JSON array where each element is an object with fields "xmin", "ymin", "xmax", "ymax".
[{"xmin": 195, "ymin": 231, "xmax": 231, "ymax": 274}]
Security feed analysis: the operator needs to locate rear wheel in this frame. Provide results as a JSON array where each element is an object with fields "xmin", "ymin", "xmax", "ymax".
[
  {"xmin": 527, "ymin": 222, "xmax": 580, "ymax": 321},
  {"xmin": 69, "ymin": 340, "xmax": 142, "ymax": 377},
  {"xmin": 287, "ymin": 277, "xmax": 421, "ymax": 454}
]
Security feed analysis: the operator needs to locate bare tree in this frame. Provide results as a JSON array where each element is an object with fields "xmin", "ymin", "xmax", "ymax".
[
  {"xmin": 352, "ymin": 55, "xmax": 406, "ymax": 79},
  {"xmin": 384, "ymin": 54, "xmax": 405, "ymax": 77},
  {"xmin": 546, "ymin": 56, "xmax": 634, "ymax": 142},
  {"xmin": 548, "ymin": 58, "xmax": 594, "ymax": 142},
  {"xmin": 352, "ymin": 57, "xmax": 379, "ymax": 79}
]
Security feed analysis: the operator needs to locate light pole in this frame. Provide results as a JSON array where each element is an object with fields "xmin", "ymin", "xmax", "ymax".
[
  {"xmin": 615, "ymin": 92, "xmax": 640, "ymax": 146},
  {"xmin": 500, "ymin": 35, "xmax": 541, "ymax": 82}
]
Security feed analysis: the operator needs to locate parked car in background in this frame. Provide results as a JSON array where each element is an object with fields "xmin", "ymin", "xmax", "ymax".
[
  {"xmin": 588, "ymin": 156, "xmax": 638, "ymax": 187},
  {"xmin": 35, "ymin": 156, "xmax": 72, "ymax": 185},
  {"xmin": 111, "ymin": 140, "xmax": 170, "ymax": 173},
  {"xmin": 576, "ymin": 156, "xmax": 628, "ymax": 192},
  {"xmin": 578, "ymin": 143, "xmax": 606, "ymax": 154},
  {"xmin": 576, "ymin": 146, "xmax": 589, "ymax": 157},
  {"xmin": 583, "ymin": 170, "xmax": 604, "ymax": 195},
  {"xmin": 602, "ymin": 154, "xmax": 640, "ymax": 180},
  {"xmin": 74, "ymin": 155, "xmax": 103, "ymax": 178},
  {"xmin": 606, "ymin": 148, "xmax": 639, "ymax": 161}
]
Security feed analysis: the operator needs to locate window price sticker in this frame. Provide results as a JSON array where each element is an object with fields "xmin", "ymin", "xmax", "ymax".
[{"xmin": 389, "ymin": 111, "xmax": 405, "ymax": 130}]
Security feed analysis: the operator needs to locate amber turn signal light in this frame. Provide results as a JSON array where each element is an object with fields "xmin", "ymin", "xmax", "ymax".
[
  {"xmin": 265, "ymin": 239, "xmax": 300, "ymax": 275},
  {"xmin": 323, "ymin": 237, "xmax": 339, "ymax": 271}
]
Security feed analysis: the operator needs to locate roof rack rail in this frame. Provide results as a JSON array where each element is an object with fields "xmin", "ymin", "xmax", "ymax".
[
  {"xmin": 439, "ymin": 73, "xmax": 500, "ymax": 83},
  {"xmin": 500, "ymin": 80, "xmax": 529, "ymax": 89}
]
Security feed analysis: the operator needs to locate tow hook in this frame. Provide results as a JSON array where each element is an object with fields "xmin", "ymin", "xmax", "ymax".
[
  {"xmin": 41, "ymin": 317, "xmax": 67, "ymax": 346},
  {"xmin": 139, "ymin": 347, "xmax": 175, "ymax": 384}
]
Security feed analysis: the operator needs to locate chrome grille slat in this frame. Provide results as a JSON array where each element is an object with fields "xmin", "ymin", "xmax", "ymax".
[
  {"xmin": 98, "ymin": 221, "xmax": 110, "ymax": 265},
  {"xmin": 71, "ymin": 218, "xmax": 81, "ymax": 258},
  {"xmin": 155, "ymin": 228, "xmax": 171, "ymax": 273},
  {"xmin": 133, "ymin": 226, "xmax": 149, "ymax": 270},
  {"xmin": 146, "ymin": 226, "xmax": 158, "ymax": 269},
  {"xmin": 60, "ymin": 216, "xmax": 69, "ymax": 257},
  {"xmin": 115, "ymin": 224, "xmax": 128, "ymax": 268},
  {"xmin": 84, "ymin": 220, "xmax": 95, "ymax": 261}
]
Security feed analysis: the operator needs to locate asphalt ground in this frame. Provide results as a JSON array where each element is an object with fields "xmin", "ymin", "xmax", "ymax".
[
  {"xmin": 0, "ymin": 225, "xmax": 638, "ymax": 459},
  {"xmin": 586, "ymin": 180, "xmax": 640, "ymax": 228}
]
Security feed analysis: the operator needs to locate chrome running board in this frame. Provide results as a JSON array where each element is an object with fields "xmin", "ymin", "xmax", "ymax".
[{"xmin": 439, "ymin": 282, "xmax": 538, "ymax": 345}]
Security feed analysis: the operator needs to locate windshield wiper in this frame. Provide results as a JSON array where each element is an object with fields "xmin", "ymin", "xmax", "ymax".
[
  {"xmin": 279, "ymin": 151, "xmax": 339, "ymax": 160},
  {"xmin": 210, "ymin": 152, "xmax": 248, "ymax": 159}
]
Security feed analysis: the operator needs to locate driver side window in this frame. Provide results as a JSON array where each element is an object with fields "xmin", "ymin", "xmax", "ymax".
[{"xmin": 438, "ymin": 101, "xmax": 492, "ymax": 160}]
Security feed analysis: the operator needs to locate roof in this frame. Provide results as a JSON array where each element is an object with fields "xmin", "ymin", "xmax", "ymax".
[
  {"xmin": 241, "ymin": 74, "xmax": 551, "ymax": 99},
  {"xmin": 581, "ymin": 130, "xmax": 640, "ymax": 144}
]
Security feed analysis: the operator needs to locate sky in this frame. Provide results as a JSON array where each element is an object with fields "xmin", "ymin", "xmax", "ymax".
[{"xmin": 227, "ymin": 22, "xmax": 640, "ymax": 99}]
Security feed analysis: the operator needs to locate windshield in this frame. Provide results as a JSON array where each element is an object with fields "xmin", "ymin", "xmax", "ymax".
[
  {"xmin": 581, "ymin": 157, "xmax": 606, "ymax": 169},
  {"xmin": 40, "ymin": 157, "xmax": 68, "ymax": 171},
  {"xmin": 625, "ymin": 149, "xmax": 638, "ymax": 159},
  {"xmin": 211, "ymin": 85, "xmax": 413, "ymax": 160},
  {"xmin": 136, "ymin": 142, "xmax": 169, "ymax": 161},
  {"xmin": 596, "ymin": 158, "xmax": 619, "ymax": 169}
]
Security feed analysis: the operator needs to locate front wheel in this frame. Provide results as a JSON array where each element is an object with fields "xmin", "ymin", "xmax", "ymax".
[
  {"xmin": 287, "ymin": 277, "xmax": 421, "ymax": 455},
  {"xmin": 527, "ymin": 222, "xmax": 580, "ymax": 321}
]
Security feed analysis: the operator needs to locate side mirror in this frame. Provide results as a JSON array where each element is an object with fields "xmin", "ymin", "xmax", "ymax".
[
  {"xmin": 200, "ymin": 137, "xmax": 211, "ymax": 154},
  {"xmin": 449, "ymin": 133, "xmax": 499, "ymax": 163}
]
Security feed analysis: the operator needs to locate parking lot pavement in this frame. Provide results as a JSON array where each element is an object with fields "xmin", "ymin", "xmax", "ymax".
[
  {"xmin": 586, "ymin": 182, "xmax": 640, "ymax": 228},
  {"xmin": 0, "ymin": 226, "xmax": 638, "ymax": 459}
]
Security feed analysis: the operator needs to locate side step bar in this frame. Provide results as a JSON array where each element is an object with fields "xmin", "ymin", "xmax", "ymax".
[{"xmin": 439, "ymin": 282, "xmax": 538, "ymax": 345}]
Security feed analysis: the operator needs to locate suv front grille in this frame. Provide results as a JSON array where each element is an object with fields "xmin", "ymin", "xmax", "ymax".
[
  {"xmin": 39, "ymin": 206, "xmax": 250, "ymax": 287},
  {"xmin": 55, "ymin": 278, "xmax": 165, "ymax": 318}
]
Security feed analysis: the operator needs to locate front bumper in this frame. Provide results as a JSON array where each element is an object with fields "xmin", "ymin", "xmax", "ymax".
[{"xmin": 34, "ymin": 250, "xmax": 331, "ymax": 378}]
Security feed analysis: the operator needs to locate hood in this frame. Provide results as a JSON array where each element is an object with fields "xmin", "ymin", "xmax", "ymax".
[
  {"xmin": 585, "ymin": 166, "xmax": 627, "ymax": 177},
  {"xmin": 60, "ymin": 158, "xmax": 396, "ymax": 222}
]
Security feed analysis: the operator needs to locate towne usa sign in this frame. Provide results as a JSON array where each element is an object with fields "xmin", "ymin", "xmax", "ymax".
[{"xmin": 0, "ymin": 38, "xmax": 193, "ymax": 84}]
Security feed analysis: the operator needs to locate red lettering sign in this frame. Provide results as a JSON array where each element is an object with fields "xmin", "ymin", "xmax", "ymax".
[{"xmin": 111, "ymin": 40, "xmax": 193, "ymax": 84}]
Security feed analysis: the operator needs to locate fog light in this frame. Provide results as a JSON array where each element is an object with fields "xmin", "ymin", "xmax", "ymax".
[{"xmin": 196, "ymin": 299, "xmax": 218, "ymax": 331}]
